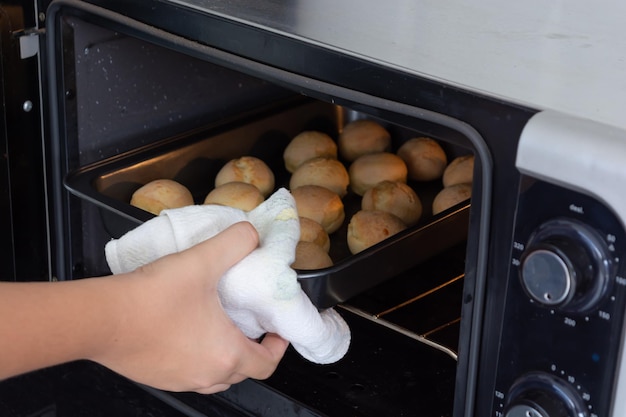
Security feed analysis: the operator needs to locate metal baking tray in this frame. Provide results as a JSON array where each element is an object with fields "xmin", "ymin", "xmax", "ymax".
[{"xmin": 65, "ymin": 97, "xmax": 470, "ymax": 309}]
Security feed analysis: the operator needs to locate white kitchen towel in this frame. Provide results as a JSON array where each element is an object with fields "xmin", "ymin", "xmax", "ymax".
[{"xmin": 105, "ymin": 188, "xmax": 350, "ymax": 364}]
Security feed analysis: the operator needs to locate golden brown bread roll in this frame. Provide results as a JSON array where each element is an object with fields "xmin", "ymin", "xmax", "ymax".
[
  {"xmin": 130, "ymin": 179, "xmax": 194, "ymax": 215},
  {"xmin": 203, "ymin": 182, "xmax": 264, "ymax": 211},
  {"xmin": 397, "ymin": 137, "xmax": 448, "ymax": 181},
  {"xmin": 349, "ymin": 152, "xmax": 408, "ymax": 196},
  {"xmin": 432, "ymin": 183, "xmax": 472, "ymax": 215},
  {"xmin": 292, "ymin": 241, "xmax": 334, "ymax": 270},
  {"xmin": 291, "ymin": 185, "xmax": 345, "ymax": 234},
  {"xmin": 338, "ymin": 119, "xmax": 391, "ymax": 162},
  {"xmin": 215, "ymin": 156, "xmax": 275, "ymax": 197},
  {"xmin": 347, "ymin": 210, "xmax": 407, "ymax": 254},
  {"xmin": 299, "ymin": 217, "xmax": 331, "ymax": 252},
  {"xmin": 443, "ymin": 154, "xmax": 475, "ymax": 187},
  {"xmin": 283, "ymin": 131, "xmax": 338, "ymax": 173},
  {"xmin": 289, "ymin": 157, "xmax": 350, "ymax": 197},
  {"xmin": 361, "ymin": 180, "xmax": 423, "ymax": 226}
]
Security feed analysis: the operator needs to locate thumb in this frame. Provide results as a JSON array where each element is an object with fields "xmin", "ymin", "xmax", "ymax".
[{"xmin": 174, "ymin": 221, "xmax": 259, "ymax": 280}]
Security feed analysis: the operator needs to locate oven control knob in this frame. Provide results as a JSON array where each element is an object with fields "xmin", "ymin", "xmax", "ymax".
[
  {"xmin": 519, "ymin": 218, "xmax": 613, "ymax": 312},
  {"xmin": 504, "ymin": 372, "xmax": 588, "ymax": 417}
]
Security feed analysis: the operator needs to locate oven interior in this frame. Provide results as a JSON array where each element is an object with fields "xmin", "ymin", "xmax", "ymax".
[{"xmin": 53, "ymin": 14, "xmax": 482, "ymax": 417}]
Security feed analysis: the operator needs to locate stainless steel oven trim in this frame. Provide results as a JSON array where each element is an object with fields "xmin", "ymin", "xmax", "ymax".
[{"xmin": 46, "ymin": 1, "xmax": 494, "ymax": 415}]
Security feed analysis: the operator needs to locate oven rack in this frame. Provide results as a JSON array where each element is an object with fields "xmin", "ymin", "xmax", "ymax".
[
  {"xmin": 339, "ymin": 242, "xmax": 467, "ymax": 360},
  {"xmin": 338, "ymin": 281, "xmax": 462, "ymax": 361}
]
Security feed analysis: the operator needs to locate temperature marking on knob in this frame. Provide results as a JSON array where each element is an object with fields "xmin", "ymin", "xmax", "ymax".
[
  {"xmin": 511, "ymin": 258, "xmax": 520, "ymax": 267},
  {"xmin": 513, "ymin": 241, "xmax": 525, "ymax": 251},
  {"xmin": 569, "ymin": 203, "xmax": 584, "ymax": 214},
  {"xmin": 598, "ymin": 310, "xmax": 611, "ymax": 320},
  {"xmin": 564, "ymin": 317, "xmax": 577, "ymax": 327},
  {"xmin": 616, "ymin": 276, "xmax": 626, "ymax": 286},
  {"xmin": 493, "ymin": 389, "xmax": 505, "ymax": 417},
  {"xmin": 606, "ymin": 235, "xmax": 617, "ymax": 252}
]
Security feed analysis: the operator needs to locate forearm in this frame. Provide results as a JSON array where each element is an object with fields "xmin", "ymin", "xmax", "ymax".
[
  {"xmin": 0, "ymin": 278, "xmax": 123, "ymax": 380},
  {"xmin": 0, "ymin": 223, "xmax": 287, "ymax": 392}
]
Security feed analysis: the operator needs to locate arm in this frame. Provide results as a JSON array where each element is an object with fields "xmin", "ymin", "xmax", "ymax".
[{"xmin": 0, "ymin": 221, "xmax": 289, "ymax": 394}]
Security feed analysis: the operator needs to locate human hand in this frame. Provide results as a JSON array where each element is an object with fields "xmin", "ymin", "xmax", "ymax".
[{"xmin": 90, "ymin": 221, "xmax": 289, "ymax": 393}]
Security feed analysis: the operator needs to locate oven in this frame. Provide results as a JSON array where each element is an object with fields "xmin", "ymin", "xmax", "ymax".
[{"xmin": 2, "ymin": 1, "xmax": 626, "ymax": 416}]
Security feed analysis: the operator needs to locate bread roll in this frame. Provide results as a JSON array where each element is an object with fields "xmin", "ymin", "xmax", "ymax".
[
  {"xmin": 283, "ymin": 131, "xmax": 338, "ymax": 173},
  {"xmin": 432, "ymin": 183, "xmax": 472, "ymax": 215},
  {"xmin": 443, "ymin": 154, "xmax": 475, "ymax": 187},
  {"xmin": 299, "ymin": 217, "xmax": 331, "ymax": 252},
  {"xmin": 291, "ymin": 185, "xmax": 345, "ymax": 234},
  {"xmin": 397, "ymin": 137, "xmax": 448, "ymax": 181},
  {"xmin": 338, "ymin": 119, "xmax": 391, "ymax": 162},
  {"xmin": 292, "ymin": 241, "xmax": 333, "ymax": 270},
  {"xmin": 203, "ymin": 181, "xmax": 264, "ymax": 211},
  {"xmin": 349, "ymin": 152, "xmax": 408, "ymax": 196},
  {"xmin": 289, "ymin": 157, "xmax": 350, "ymax": 197},
  {"xmin": 362, "ymin": 180, "xmax": 423, "ymax": 226},
  {"xmin": 130, "ymin": 179, "xmax": 194, "ymax": 215},
  {"xmin": 347, "ymin": 210, "xmax": 407, "ymax": 254},
  {"xmin": 215, "ymin": 156, "xmax": 275, "ymax": 197}
]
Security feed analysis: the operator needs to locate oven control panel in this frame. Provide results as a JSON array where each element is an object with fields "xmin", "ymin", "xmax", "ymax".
[{"xmin": 491, "ymin": 178, "xmax": 626, "ymax": 417}]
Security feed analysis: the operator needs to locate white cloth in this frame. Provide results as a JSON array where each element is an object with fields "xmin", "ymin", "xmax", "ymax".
[{"xmin": 105, "ymin": 188, "xmax": 350, "ymax": 364}]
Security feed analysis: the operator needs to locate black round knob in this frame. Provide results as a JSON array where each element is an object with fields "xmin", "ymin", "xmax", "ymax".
[
  {"xmin": 504, "ymin": 372, "xmax": 588, "ymax": 417},
  {"xmin": 505, "ymin": 390, "xmax": 570, "ymax": 417},
  {"xmin": 519, "ymin": 218, "xmax": 613, "ymax": 313}
]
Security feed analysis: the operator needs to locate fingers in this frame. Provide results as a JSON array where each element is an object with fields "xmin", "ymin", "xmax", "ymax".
[
  {"xmin": 259, "ymin": 333, "xmax": 290, "ymax": 368},
  {"xmin": 196, "ymin": 383, "xmax": 232, "ymax": 395},
  {"xmin": 240, "ymin": 333, "xmax": 290, "ymax": 380},
  {"xmin": 193, "ymin": 334, "xmax": 289, "ymax": 395}
]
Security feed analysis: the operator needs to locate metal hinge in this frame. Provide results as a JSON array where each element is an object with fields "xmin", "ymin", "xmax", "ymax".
[{"xmin": 12, "ymin": 27, "xmax": 46, "ymax": 59}]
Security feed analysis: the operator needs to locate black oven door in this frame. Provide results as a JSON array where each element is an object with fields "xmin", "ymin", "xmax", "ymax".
[
  {"xmin": 1, "ymin": 2, "xmax": 471, "ymax": 414},
  {"xmin": 0, "ymin": 1, "xmax": 50, "ymax": 283}
]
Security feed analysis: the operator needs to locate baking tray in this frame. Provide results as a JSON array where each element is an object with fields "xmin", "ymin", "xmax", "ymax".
[{"xmin": 65, "ymin": 97, "xmax": 471, "ymax": 309}]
